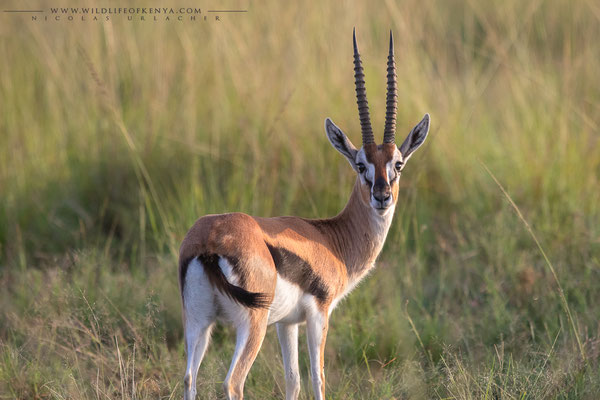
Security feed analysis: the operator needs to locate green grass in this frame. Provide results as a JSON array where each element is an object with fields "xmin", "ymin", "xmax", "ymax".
[{"xmin": 1, "ymin": 0, "xmax": 600, "ymax": 398}]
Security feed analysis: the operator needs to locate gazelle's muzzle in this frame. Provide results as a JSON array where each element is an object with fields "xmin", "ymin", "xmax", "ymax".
[{"xmin": 372, "ymin": 177, "xmax": 392, "ymax": 209}]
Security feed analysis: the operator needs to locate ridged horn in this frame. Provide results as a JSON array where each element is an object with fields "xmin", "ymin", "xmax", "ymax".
[
  {"xmin": 383, "ymin": 30, "xmax": 397, "ymax": 144},
  {"xmin": 353, "ymin": 28, "xmax": 374, "ymax": 145}
]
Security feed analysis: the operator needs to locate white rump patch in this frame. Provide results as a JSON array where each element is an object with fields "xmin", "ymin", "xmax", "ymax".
[{"xmin": 183, "ymin": 258, "xmax": 216, "ymax": 325}]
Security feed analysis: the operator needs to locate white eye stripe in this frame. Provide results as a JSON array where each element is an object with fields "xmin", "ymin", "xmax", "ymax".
[
  {"xmin": 386, "ymin": 163, "xmax": 394, "ymax": 181},
  {"xmin": 355, "ymin": 150, "xmax": 375, "ymax": 183},
  {"xmin": 387, "ymin": 158, "xmax": 404, "ymax": 181},
  {"xmin": 358, "ymin": 161, "xmax": 375, "ymax": 183}
]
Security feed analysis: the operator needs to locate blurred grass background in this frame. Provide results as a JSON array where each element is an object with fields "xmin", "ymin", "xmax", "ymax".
[{"xmin": 1, "ymin": 0, "xmax": 599, "ymax": 398}]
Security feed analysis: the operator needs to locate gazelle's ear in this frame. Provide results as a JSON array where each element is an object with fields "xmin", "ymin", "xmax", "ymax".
[
  {"xmin": 325, "ymin": 118, "xmax": 358, "ymax": 169},
  {"xmin": 399, "ymin": 114, "xmax": 430, "ymax": 162}
]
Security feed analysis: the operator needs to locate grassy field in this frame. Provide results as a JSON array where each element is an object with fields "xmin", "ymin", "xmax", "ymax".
[{"xmin": 1, "ymin": 0, "xmax": 599, "ymax": 398}]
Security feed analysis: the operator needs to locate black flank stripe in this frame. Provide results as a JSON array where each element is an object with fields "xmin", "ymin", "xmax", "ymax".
[{"xmin": 266, "ymin": 244, "xmax": 329, "ymax": 303}]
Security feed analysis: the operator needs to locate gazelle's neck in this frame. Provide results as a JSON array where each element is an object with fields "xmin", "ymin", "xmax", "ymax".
[{"xmin": 315, "ymin": 178, "xmax": 395, "ymax": 284}]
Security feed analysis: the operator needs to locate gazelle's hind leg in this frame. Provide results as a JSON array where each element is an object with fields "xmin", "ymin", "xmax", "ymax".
[
  {"xmin": 182, "ymin": 258, "xmax": 217, "ymax": 400},
  {"xmin": 223, "ymin": 309, "xmax": 269, "ymax": 400}
]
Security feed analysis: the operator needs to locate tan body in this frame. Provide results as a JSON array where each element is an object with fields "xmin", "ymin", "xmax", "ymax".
[
  {"xmin": 180, "ymin": 177, "xmax": 395, "ymax": 399},
  {"xmin": 179, "ymin": 30, "xmax": 430, "ymax": 400},
  {"xmin": 180, "ymin": 176, "xmax": 397, "ymax": 313}
]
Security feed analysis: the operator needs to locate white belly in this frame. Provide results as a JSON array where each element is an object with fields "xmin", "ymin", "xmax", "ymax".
[{"xmin": 267, "ymin": 274, "xmax": 313, "ymax": 325}]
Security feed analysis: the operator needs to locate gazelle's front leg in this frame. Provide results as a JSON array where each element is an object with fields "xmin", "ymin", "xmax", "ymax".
[
  {"xmin": 277, "ymin": 323, "xmax": 301, "ymax": 400},
  {"xmin": 306, "ymin": 308, "xmax": 329, "ymax": 400}
]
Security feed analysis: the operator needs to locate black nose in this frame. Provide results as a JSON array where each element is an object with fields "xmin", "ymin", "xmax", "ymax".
[
  {"xmin": 373, "ymin": 178, "xmax": 391, "ymax": 203},
  {"xmin": 373, "ymin": 191, "xmax": 391, "ymax": 202}
]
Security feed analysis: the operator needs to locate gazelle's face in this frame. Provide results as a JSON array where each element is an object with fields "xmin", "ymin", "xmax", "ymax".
[
  {"xmin": 354, "ymin": 144, "xmax": 403, "ymax": 215},
  {"xmin": 325, "ymin": 29, "xmax": 431, "ymax": 217},
  {"xmin": 324, "ymin": 114, "xmax": 430, "ymax": 217}
]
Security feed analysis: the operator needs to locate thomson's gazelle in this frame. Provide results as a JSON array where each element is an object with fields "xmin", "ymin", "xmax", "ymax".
[{"xmin": 179, "ymin": 30, "xmax": 430, "ymax": 400}]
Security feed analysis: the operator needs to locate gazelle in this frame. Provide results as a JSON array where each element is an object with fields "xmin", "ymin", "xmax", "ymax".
[{"xmin": 179, "ymin": 30, "xmax": 430, "ymax": 400}]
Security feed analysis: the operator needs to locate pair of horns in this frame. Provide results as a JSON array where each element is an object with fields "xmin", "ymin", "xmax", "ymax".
[{"xmin": 353, "ymin": 28, "xmax": 397, "ymax": 145}]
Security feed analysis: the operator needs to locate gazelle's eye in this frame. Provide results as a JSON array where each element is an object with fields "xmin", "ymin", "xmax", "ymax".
[
  {"xmin": 395, "ymin": 161, "xmax": 403, "ymax": 172},
  {"xmin": 357, "ymin": 163, "xmax": 366, "ymax": 173}
]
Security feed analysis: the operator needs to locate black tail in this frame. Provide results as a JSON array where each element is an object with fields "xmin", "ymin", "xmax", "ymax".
[{"xmin": 180, "ymin": 253, "xmax": 270, "ymax": 309}]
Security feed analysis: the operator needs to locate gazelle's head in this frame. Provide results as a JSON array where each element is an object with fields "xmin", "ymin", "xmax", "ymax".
[{"xmin": 325, "ymin": 29, "xmax": 430, "ymax": 216}]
